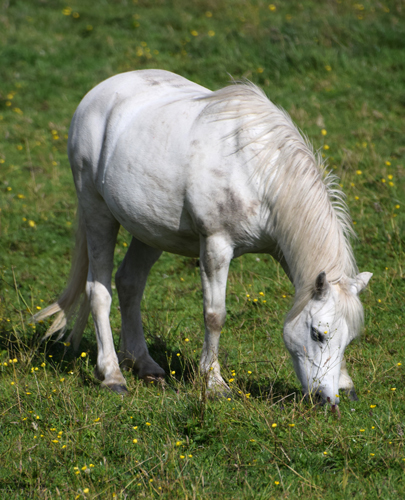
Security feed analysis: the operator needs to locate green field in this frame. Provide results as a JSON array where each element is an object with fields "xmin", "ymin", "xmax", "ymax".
[{"xmin": 1, "ymin": 0, "xmax": 404, "ymax": 498}]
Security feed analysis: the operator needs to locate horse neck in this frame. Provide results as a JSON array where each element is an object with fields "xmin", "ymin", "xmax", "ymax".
[{"xmin": 267, "ymin": 182, "xmax": 354, "ymax": 292}]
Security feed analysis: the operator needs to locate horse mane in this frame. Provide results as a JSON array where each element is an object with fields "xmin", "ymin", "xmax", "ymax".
[{"xmin": 199, "ymin": 82, "xmax": 363, "ymax": 338}]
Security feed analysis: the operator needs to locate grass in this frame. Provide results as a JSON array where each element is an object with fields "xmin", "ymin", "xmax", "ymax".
[{"xmin": 1, "ymin": 0, "xmax": 404, "ymax": 498}]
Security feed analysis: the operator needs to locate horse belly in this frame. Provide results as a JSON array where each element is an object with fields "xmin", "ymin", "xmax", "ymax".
[
  {"xmin": 106, "ymin": 177, "xmax": 200, "ymax": 256},
  {"xmin": 101, "ymin": 105, "xmax": 203, "ymax": 256}
]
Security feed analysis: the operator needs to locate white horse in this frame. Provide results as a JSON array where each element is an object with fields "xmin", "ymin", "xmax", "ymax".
[{"xmin": 34, "ymin": 69, "xmax": 371, "ymax": 404}]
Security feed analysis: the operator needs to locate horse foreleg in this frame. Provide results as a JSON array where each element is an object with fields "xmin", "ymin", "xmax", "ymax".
[
  {"xmin": 116, "ymin": 237, "xmax": 165, "ymax": 382},
  {"xmin": 199, "ymin": 235, "xmax": 233, "ymax": 393},
  {"xmin": 339, "ymin": 357, "xmax": 358, "ymax": 401}
]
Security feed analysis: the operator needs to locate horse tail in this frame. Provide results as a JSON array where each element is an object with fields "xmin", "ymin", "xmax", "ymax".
[{"xmin": 33, "ymin": 208, "xmax": 90, "ymax": 351}]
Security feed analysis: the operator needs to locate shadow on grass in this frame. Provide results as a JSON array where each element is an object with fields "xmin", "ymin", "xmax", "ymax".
[{"xmin": 0, "ymin": 322, "xmax": 299, "ymax": 404}]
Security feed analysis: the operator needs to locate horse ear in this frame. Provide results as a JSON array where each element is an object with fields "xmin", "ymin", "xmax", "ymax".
[
  {"xmin": 314, "ymin": 271, "xmax": 329, "ymax": 298},
  {"xmin": 351, "ymin": 272, "xmax": 373, "ymax": 295}
]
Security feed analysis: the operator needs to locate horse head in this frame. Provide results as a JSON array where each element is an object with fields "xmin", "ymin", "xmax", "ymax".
[{"xmin": 283, "ymin": 271, "xmax": 372, "ymax": 405}]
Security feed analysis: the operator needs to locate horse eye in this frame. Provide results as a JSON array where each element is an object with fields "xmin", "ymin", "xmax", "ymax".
[{"xmin": 311, "ymin": 326, "xmax": 325, "ymax": 343}]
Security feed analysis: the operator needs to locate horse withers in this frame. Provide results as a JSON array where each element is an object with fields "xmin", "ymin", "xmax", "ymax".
[{"xmin": 34, "ymin": 70, "xmax": 371, "ymax": 404}]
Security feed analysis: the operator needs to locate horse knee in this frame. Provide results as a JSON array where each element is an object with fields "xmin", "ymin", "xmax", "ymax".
[{"xmin": 205, "ymin": 310, "xmax": 226, "ymax": 333}]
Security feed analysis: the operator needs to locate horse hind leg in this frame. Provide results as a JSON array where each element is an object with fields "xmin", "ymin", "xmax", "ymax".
[
  {"xmin": 115, "ymin": 237, "xmax": 165, "ymax": 383},
  {"xmin": 81, "ymin": 201, "xmax": 127, "ymax": 394}
]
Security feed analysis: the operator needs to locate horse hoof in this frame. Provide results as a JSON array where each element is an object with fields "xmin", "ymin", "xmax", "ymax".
[
  {"xmin": 103, "ymin": 383, "xmax": 129, "ymax": 395},
  {"xmin": 142, "ymin": 374, "xmax": 165, "ymax": 386},
  {"xmin": 346, "ymin": 388, "xmax": 359, "ymax": 401}
]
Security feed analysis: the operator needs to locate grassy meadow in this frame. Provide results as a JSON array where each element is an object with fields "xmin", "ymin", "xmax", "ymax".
[{"xmin": 1, "ymin": 0, "xmax": 404, "ymax": 498}]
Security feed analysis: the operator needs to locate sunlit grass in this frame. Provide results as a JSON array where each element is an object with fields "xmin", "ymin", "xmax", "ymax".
[{"xmin": 0, "ymin": 0, "xmax": 404, "ymax": 498}]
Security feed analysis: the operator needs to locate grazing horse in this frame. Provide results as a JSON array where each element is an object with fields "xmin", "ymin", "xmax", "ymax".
[{"xmin": 34, "ymin": 70, "xmax": 371, "ymax": 404}]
